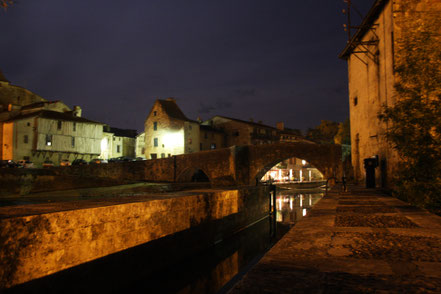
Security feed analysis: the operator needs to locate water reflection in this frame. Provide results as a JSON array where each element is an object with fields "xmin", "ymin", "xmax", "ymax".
[{"xmin": 275, "ymin": 190, "xmax": 324, "ymax": 225}]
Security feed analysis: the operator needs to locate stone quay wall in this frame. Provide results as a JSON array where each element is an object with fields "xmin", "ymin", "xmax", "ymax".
[{"xmin": 0, "ymin": 186, "xmax": 270, "ymax": 289}]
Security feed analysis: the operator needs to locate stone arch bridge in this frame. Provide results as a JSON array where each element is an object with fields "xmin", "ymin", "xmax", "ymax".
[{"xmin": 60, "ymin": 142, "xmax": 342, "ymax": 187}]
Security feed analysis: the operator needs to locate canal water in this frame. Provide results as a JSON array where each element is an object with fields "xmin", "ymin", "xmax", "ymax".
[{"xmin": 124, "ymin": 188, "xmax": 325, "ymax": 294}]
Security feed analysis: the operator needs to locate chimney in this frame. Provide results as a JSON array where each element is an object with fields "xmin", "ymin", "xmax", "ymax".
[
  {"xmin": 73, "ymin": 106, "xmax": 82, "ymax": 117},
  {"xmin": 276, "ymin": 122, "xmax": 285, "ymax": 130}
]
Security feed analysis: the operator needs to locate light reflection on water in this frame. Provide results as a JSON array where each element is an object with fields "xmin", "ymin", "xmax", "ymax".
[{"xmin": 275, "ymin": 190, "xmax": 324, "ymax": 225}]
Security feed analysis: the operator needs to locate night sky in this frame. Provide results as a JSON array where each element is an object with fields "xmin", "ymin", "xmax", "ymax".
[{"xmin": 0, "ymin": 0, "xmax": 374, "ymax": 133}]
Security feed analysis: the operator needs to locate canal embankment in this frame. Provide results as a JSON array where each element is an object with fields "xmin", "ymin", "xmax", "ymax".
[
  {"xmin": 0, "ymin": 186, "xmax": 270, "ymax": 290},
  {"xmin": 229, "ymin": 186, "xmax": 441, "ymax": 293}
]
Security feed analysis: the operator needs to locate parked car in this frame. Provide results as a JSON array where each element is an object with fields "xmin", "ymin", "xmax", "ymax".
[
  {"xmin": 108, "ymin": 157, "xmax": 134, "ymax": 163},
  {"xmin": 17, "ymin": 160, "xmax": 34, "ymax": 168},
  {"xmin": 89, "ymin": 158, "xmax": 107, "ymax": 164},
  {"xmin": 72, "ymin": 159, "xmax": 88, "ymax": 166},
  {"xmin": 60, "ymin": 159, "xmax": 71, "ymax": 166},
  {"xmin": 0, "ymin": 160, "xmax": 18, "ymax": 168},
  {"xmin": 42, "ymin": 160, "xmax": 54, "ymax": 168}
]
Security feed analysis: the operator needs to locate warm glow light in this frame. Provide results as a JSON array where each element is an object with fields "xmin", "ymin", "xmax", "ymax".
[
  {"xmin": 303, "ymin": 209, "xmax": 307, "ymax": 216},
  {"xmin": 278, "ymin": 198, "xmax": 282, "ymax": 210},
  {"xmin": 300, "ymin": 195, "xmax": 303, "ymax": 207},
  {"xmin": 302, "ymin": 160, "xmax": 306, "ymax": 165},
  {"xmin": 289, "ymin": 197, "xmax": 293, "ymax": 210},
  {"xmin": 163, "ymin": 131, "xmax": 184, "ymax": 148},
  {"xmin": 100, "ymin": 138, "xmax": 108, "ymax": 151}
]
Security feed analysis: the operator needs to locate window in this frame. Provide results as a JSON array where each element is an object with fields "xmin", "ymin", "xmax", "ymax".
[
  {"xmin": 117, "ymin": 145, "xmax": 121, "ymax": 153},
  {"xmin": 73, "ymin": 123, "xmax": 76, "ymax": 132},
  {"xmin": 57, "ymin": 121, "xmax": 62, "ymax": 130},
  {"xmin": 153, "ymin": 122, "xmax": 157, "ymax": 131},
  {"xmin": 168, "ymin": 153, "xmax": 171, "ymax": 157},
  {"xmin": 188, "ymin": 138, "xmax": 192, "ymax": 144},
  {"xmin": 71, "ymin": 137, "xmax": 75, "ymax": 147},
  {"xmin": 161, "ymin": 153, "xmax": 165, "ymax": 158},
  {"xmin": 211, "ymin": 143, "xmax": 216, "ymax": 149},
  {"xmin": 353, "ymin": 96, "xmax": 358, "ymax": 106},
  {"xmin": 151, "ymin": 153, "xmax": 157, "ymax": 159},
  {"xmin": 27, "ymin": 122, "xmax": 31, "ymax": 127},
  {"xmin": 153, "ymin": 111, "xmax": 157, "ymax": 116},
  {"xmin": 45, "ymin": 135, "xmax": 52, "ymax": 146},
  {"xmin": 24, "ymin": 135, "xmax": 28, "ymax": 144},
  {"xmin": 154, "ymin": 138, "xmax": 158, "ymax": 147}
]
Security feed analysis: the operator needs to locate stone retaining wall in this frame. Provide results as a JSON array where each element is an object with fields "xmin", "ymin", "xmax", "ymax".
[{"xmin": 0, "ymin": 186, "xmax": 270, "ymax": 289}]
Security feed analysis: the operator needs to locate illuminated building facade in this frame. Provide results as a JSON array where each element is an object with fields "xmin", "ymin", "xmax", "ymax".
[
  {"xmin": 339, "ymin": 0, "xmax": 441, "ymax": 187},
  {"xmin": 135, "ymin": 132, "xmax": 146, "ymax": 159},
  {"xmin": 0, "ymin": 73, "xmax": 109, "ymax": 166},
  {"xmin": 144, "ymin": 98, "xmax": 201, "ymax": 159},
  {"xmin": 1, "ymin": 107, "xmax": 103, "ymax": 166}
]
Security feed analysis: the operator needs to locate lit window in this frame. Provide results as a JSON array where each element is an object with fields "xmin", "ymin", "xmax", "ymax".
[
  {"xmin": 24, "ymin": 135, "xmax": 28, "ymax": 144},
  {"xmin": 211, "ymin": 143, "xmax": 216, "ymax": 149},
  {"xmin": 45, "ymin": 135, "xmax": 52, "ymax": 146},
  {"xmin": 154, "ymin": 138, "xmax": 158, "ymax": 147},
  {"xmin": 153, "ymin": 122, "xmax": 157, "ymax": 131},
  {"xmin": 57, "ymin": 121, "xmax": 62, "ymax": 130}
]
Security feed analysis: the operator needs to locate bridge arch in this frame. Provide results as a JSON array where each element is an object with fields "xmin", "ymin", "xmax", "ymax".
[
  {"xmin": 255, "ymin": 157, "xmax": 324, "ymax": 183},
  {"xmin": 176, "ymin": 167, "xmax": 210, "ymax": 182},
  {"xmin": 246, "ymin": 143, "xmax": 342, "ymax": 186}
]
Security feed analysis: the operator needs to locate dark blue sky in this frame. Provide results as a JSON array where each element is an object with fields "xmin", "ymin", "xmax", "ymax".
[{"xmin": 0, "ymin": 0, "xmax": 374, "ymax": 133}]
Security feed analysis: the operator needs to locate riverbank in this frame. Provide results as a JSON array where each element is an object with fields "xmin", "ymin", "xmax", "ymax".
[{"xmin": 229, "ymin": 185, "xmax": 441, "ymax": 293}]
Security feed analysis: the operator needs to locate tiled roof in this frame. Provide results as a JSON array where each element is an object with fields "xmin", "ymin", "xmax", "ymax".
[
  {"xmin": 212, "ymin": 115, "xmax": 277, "ymax": 130},
  {"xmin": 109, "ymin": 127, "xmax": 137, "ymax": 138},
  {"xmin": 157, "ymin": 99, "xmax": 199, "ymax": 123},
  {"xmin": 339, "ymin": 0, "xmax": 389, "ymax": 59},
  {"xmin": 3, "ymin": 110, "xmax": 104, "ymax": 124}
]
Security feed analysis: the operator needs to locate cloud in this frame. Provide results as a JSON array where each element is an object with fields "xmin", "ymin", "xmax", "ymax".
[
  {"xmin": 235, "ymin": 88, "xmax": 256, "ymax": 97},
  {"xmin": 197, "ymin": 98, "xmax": 233, "ymax": 115}
]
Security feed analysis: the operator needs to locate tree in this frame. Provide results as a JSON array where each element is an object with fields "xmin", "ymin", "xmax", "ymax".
[
  {"xmin": 379, "ymin": 13, "xmax": 441, "ymax": 214},
  {"xmin": 334, "ymin": 119, "xmax": 350, "ymax": 145},
  {"xmin": 306, "ymin": 120, "xmax": 341, "ymax": 144}
]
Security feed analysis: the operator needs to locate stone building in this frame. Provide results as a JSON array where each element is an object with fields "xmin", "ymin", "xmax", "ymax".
[
  {"xmin": 1, "ymin": 105, "xmax": 103, "ymax": 166},
  {"xmin": 339, "ymin": 0, "xmax": 441, "ymax": 187},
  {"xmin": 144, "ymin": 98, "xmax": 200, "ymax": 159},
  {"xmin": 135, "ymin": 132, "xmax": 146, "ymax": 159},
  {"xmin": 199, "ymin": 125, "xmax": 224, "ymax": 151},
  {"xmin": 0, "ymin": 73, "xmax": 104, "ymax": 166},
  {"xmin": 202, "ymin": 116, "xmax": 279, "ymax": 146},
  {"xmin": 100, "ymin": 126, "xmax": 137, "ymax": 160}
]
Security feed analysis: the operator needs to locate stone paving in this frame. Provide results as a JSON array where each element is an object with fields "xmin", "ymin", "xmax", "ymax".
[{"xmin": 229, "ymin": 186, "xmax": 441, "ymax": 293}]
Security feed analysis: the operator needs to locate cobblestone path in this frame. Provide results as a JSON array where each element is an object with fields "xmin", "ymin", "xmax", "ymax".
[{"xmin": 229, "ymin": 186, "xmax": 441, "ymax": 293}]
